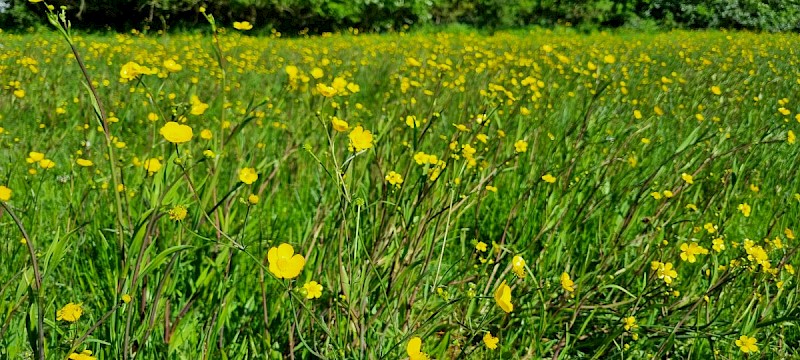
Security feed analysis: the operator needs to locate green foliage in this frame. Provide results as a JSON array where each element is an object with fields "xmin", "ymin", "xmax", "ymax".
[{"xmin": 2, "ymin": 0, "xmax": 800, "ymax": 32}]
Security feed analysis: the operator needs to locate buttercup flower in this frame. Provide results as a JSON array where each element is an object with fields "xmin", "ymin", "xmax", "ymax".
[
  {"xmin": 385, "ymin": 171, "xmax": 403, "ymax": 188},
  {"xmin": 331, "ymin": 116, "xmax": 349, "ymax": 132},
  {"xmin": 560, "ymin": 272, "xmax": 575, "ymax": 293},
  {"xmin": 494, "ymin": 280, "xmax": 513, "ymax": 313},
  {"xmin": 735, "ymin": 335, "xmax": 758, "ymax": 353},
  {"xmin": 511, "ymin": 255, "xmax": 526, "ymax": 278},
  {"xmin": 483, "ymin": 332, "xmax": 499, "ymax": 350},
  {"xmin": 143, "ymin": 158, "xmax": 162, "ymax": 175},
  {"xmin": 239, "ymin": 167, "xmax": 258, "ymax": 184},
  {"xmin": 406, "ymin": 336, "xmax": 429, "ymax": 360},
  {"xmin": 267, "ymin": 243, "xmax": 305, "ymax": 279},
  {"xmin": 349, "ymin": 126, "xmax": 374, "ymax": 152},
  {"xmin": 303, "ymin": 281, "xmax": 323, "ymax": 299},
  {"xmin": 160, "ymin": 122, "xmax": 193, "ymax": 144},
  {"xmin": 0, "ymin": 185, "xmax": 11, "ymax": 201},
  {"xmin": 68, "ymin": 350, "xmax": 96, "ymax": 360},
  {"xmin": 57, "ymin": 302, "xmax": 83, "ymax": 322},
  {"xmin": 233, "ymin": 21, "xmax": 253, "ymax": 30}
]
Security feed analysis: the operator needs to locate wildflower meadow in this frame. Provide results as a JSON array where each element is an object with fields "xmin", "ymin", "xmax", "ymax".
[{"xmin": 1, "ymin": 3, "xmax": 800, "ymax": 359}]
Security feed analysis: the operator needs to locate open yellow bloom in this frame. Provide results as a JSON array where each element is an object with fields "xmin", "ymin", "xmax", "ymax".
[
  {"xmin": 735, "ymin": 335, "xmax": 758, "ymax": 353},
  {"xmin": 385, "ymin": 171, "xmax": 403, "ymax": 188},
  {"xmin": 512, "ymin": 255, "xmax": 526, "ymax": 278},
  {"xmin": 681, "ymin": 173, "xmax": 694, "ymax": 185},
  {"xmin": 303, "ymin": 281, "xmax": 323, "ymax": 299},
  {"xmin": 239, "ymin": 167, "xmax": 258, "ymax": 185},
  {"xmin": 560, "ymin": 272, "xmax": 575, "ymax": 293},
  {"xmin": 267, "ymin": 243, "xmax": 305, "ymax": 279},
  {"xmin": 514, "ymin": 139, "xmax": 528, "ymax": 153},
  {"xmin": 331, "ymin": 116, "xmax": 349, "ymax": 132},
  {"xmin": 406, "ymin": 336, "xmax": 429, "ymax": 360},
  {"xmin": 349, "ymin": 126, "xmax": 374, "ymax": 152},
  {"xmin": 143, "ymin": 158, "xmax": 162, "ymax": 175},
  {"xmin": 57, "ymin": 302, "xmax": 83, "ymax": 322},
  {"xmin": 233, "ymin": 21, "xmax": 253, "ymax": 30},
  {"xmin": 542, "ymin": 173, "xmax": 556, "ymax": 183},
  {"xmin": 0, "ymin": 185, "xmax": 11, "ymax": 201},
  {"xmin": 163, "ymin": 59, "xmax": 182, "ymax": 72},
  {"xmin": 76, "ymin": 158, "xmax": 93, "ymax": 167},
  {"xmin": 160, "ymin": 122, "xmax": 193, "ymax": 144},
  {"xmin": 190, "ymin": 95, "xmax": 209, "ymax": 115},
  {"xmin": 494, "ymin": 280, "xmax": 513, "ymax": 313},
  {"xmin": 483, "ymin": 332, "xmax": 499, "ymax": 349},
  {"xmin": 316, "ymin": 83, "xmax": 337, "ymax": 97},
  {"xmin": 68, "ymin": 350, "xmax": 96, "ymax": 360}
]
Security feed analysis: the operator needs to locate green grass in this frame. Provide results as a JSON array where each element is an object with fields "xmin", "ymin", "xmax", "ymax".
[{"xmin": 1, "ymin": 10, "xmax": 800, "ymax": 359}]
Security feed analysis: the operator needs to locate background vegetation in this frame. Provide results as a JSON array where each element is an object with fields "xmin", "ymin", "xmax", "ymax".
[
  {"xmin": 2, "ymin": 0, "xmax": 800, "ymax": 33},
  {"xmin": 2, "ymin": 2, "xmax": 800, "ymax": 360}
]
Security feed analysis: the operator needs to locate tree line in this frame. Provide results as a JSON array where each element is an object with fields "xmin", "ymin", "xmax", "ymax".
[{"xmin": 1, "ymin": 0, "xmax": 799, "ymax": 33}]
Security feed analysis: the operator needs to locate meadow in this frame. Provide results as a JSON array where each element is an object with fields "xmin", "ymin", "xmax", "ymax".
[{"xmin": 1, "ymin": 6, "xmax": 800, "ymax": 360}]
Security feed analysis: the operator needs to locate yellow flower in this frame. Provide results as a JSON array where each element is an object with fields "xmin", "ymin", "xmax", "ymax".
[
  {"xmin": 168, "ymin": 205, "xmax": 187, "ymax": 221},
  {"xmin": 483, "ymin": 332, "xmax": 499, "ymax": 350},
  {"xmin": 405, "ymin": 115, "xmax": 420, "ymax": 128},
  {"xmin": 542, "ymin": 173, "xmax": 556, "ymax": 183},
  {"xmin": 303, "ymin": 281, "xmax": 323, "ymax": 299},
  {"xmin": 57, "ymin": 302, "xmax": 83, "ymax": 322},
  {"xmin": 406, "ymin": 336, "xmax": 429, "ymax": 360},
  {"xmin": 189, "ymin": 95, "xmax": 209, "ymax": 115},
  {"xmin": 76, "ymin": 158, "xmax": 93, "ymax": 167},
  {"xmin": 348, "ymin": 126, "xmax": 374, "ymax": 152},
  {"xmin": 789, "ymin": 130, "xmax": 796, "ymax": 144},
  {"xmin": 560, "ymin": 272, "xmax": 575, "ymax": 293},
  {"xmin": 512, "ymin": 255, "xmax": 526, "ymax": 278},
  {"xmin": 514, "ymin": 139, "xmax": 528, "ymax": 153},
  {"xmin": 331, "ymin": 116, "xmax": 349, "ymax": 132},
  {"xmin": 68, "ymin": 350, "xmax": 96, "ymax": 360},
  {"xmin": 679, "ymin": 242, "xmax": 708, "ymax": 263},
  {"xmin": 655, "ymin": 262, "xmax": 678, "ymax": 284},
  {"xmin": 681, "ymin": 173, "xmax": 694, "ymax": 185},
  {"xmin": 622, "ymin": 316, "xmax": 638, "ymax": 331},
  {"xmin": 121, "ymin": 294, "xmax": 132, "ymax": 303},
  {"xmin": 163, "ymin": 59, "xmax": 182, "ymax": 72},
  {"xmin": 310, "ymin": 67, "xmax": 324, "ymax": 79},
  {"xmin": 160, "ymin": 122, "xmax": 193, "ymax": 144},
  {"xmin": 248, "ymin": 194, "xmax": 260, "ymax": 205},
  {"xmin": 475, "ymin": 241, "xmax": 487, "ymax": 252},
  {"xmin": 39, "ymin": 159, "xmax": 55, "ymax": 169},
  {"xmin": 385, "ymin": 171, "xmax": 403, "ymax": 188},
  {"xmin": 710, "ymin": 85, "xmax": 722, "ymax": 95},
  {"xmin": 143, "ymin": 158, "xmax": 162, "ymax": 175},
  {"xmin": 239, "ymin": 167, "xmax": 258, "ymax": 184},
  {"xmin": 200, "ymin": 129, "xmax": 213, "ymax": 140},
  {"xmin": 738, "ymin": 203, "xmax": 751, "ymax": 217},
  {"xmin": 119, "ymin": 61, "xmax": 154, "ymax": 81},
  {"xmin": 494, "ymin": 280, "xmax": 513, "ymax": 313},
  {"xmin": 233, "ymin": 21, "xmax": 253, "ymax": 31},
  {"xmin": 267, "ymin": 243, "xmax": 305, "ymax": 279},
  {"xmin": 712, "ymin": 238, "xmax": 726, "ymax": 252},
  {"xmin": 27, "ymin": 151, "xmax": 45, "ymax": 163},
  {"xmin": 650, "ymin": 191, "xmax": 662, "ymax": 200},
  {"xmin": 735, "ymin": 335, "xmax": 758, "ymax": 353},
  {"xmin": 0, "ymin": 185, "xmax": 11, "ymax": 201},
  {"xmin": 13, "ymin": 89, "xmax": 25, "ymax": 98},
  {"xmin": 603, "ymin": 54, "xmax": 616, "ymax": 64},
  {"xmin": 316, "ymin": 83, "xmax": 337, "ymax": 97}
]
